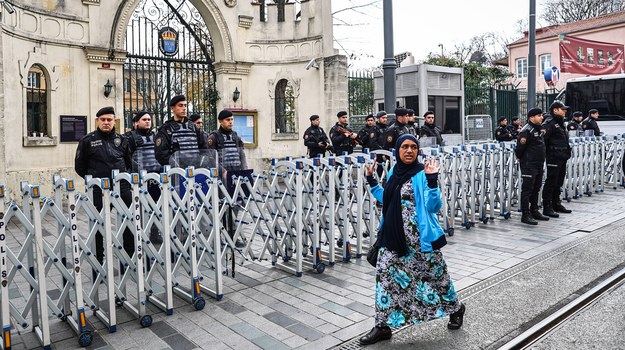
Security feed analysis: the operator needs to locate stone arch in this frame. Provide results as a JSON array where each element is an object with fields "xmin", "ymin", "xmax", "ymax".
[{"xmin": 111, "ymin": 0, "xmax": 233, "ymax": 62}]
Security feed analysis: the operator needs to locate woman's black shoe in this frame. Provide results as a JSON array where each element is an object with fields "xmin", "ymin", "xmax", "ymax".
[
  {"xmin": 447, "ymin": 303, "xmax": 466, "ymax": 330},
  {"xmin": 359, "ymin": 326, "xmax": 392, "ymax": 345}
]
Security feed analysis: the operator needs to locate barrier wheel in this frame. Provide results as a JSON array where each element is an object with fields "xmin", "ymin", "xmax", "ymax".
[
  {"xmin": 503, "ymin": 212, "xmax": 511, "ymax": 220},
  {"xmin": 193, "ymin": 297, "xmax": 206, "ymax": 311},
  {"xmin": 315, "ymin": 264, "xmax": 325, "ymax": 274},
  {"xmin": 282, "ymin": 255, "xmax": 291, "ymax": 262},
  {"xmin": 115, "ymin": 296, "xmax": 124, "ymax": 306},
  {"xmin": 140, "ymin": 315, "xmax": 153, "ymax": 328},
  {"xmin": 447, "ymin": 228, "xmax": 454, "ymax": 237},
  {"xmin": 482, "ymin": 218, "xmax": 489, "ymax": 224},
  {"xmin": 464, "ymin": 223, "xmax": 471, "ymax": 230},
  {"xmin": 78, "ymin": 331, "xmax": 93, "ymax": 347},
  {"xmin": 337, "ymin": 239, "xmax": 343, "ymax": 248}
]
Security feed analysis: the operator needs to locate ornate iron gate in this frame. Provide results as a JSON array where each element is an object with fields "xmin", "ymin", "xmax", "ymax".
[{"xmin": 123, "ymin": 0, "xmax": 218, "ymax": 130}]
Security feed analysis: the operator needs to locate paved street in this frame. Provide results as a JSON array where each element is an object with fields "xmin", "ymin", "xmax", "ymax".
[{"xmin": 6, "ymin": 188, "xmax": 625, "ymax": 350}]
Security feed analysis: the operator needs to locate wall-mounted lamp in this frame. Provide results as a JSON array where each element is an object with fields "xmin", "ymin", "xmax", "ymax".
[
  {"xmin": 103, "ymin": 79, "xmax": 113, "ymax": 98},
  {"xmin": 233, "ymin": 87, "xmax": 240, "ymax": 102}
]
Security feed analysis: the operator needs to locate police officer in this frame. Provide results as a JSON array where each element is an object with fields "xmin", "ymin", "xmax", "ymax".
[
  {"xmin": 495, "ymin": 116, "xmax": 514, "ymax": 142},
  {"xmin": 406, "ymin": 109, "xmax": 418, "ymax": 136},
  {"xmin": 329, "ymin": 111, "xmax": 358, "ymax": 154},
  {"xmin": 542, "ymin": 101, "xmax": 573, "ymax": 217},
  {"xmin": 374, "ymin": 111, "xmax": 388, "ymax": 148},
  {"xmin": 127, "ymin": 111, "xmax": 162, "ymax": 244},
  {"xmin": 515, "ymin": 108, "xmax": 549, "ymax": 225},
  {"xmin": 154, "ymin": 95, "xmax": 208, "ymax": 167},
  {"xmin": 382, "ymin": 108, "xmax": 409, "ymax": 151},
  {"xmin": 207, "ymin": 109, "xmax": 248, "ymax": 248},
  {"xmin": 357, "ymin": 114, "xmax": 377, "ymax": 150},
  {"xmin": 567, "ymin": 111, "xmax": 584, "ymax": 137},
  {"xmin": 75, "ymin": 106, "xmax": 134, "ymax": 262},
  {"xmin": 303, "ymin": 114, "xmax": 331, "ymax": 157},
  {"xmin": 508, "ymin": 116, "xmax": 522, "ymax": 138},
  {"xmin": 189, "ymin": 113, "xmax": 209, "ymax": 144},
  {"xmin": 420, "ymin": 111, "xmax": 444, "ymax": 146},
  {"xmin": 582, "ymin": 108, "xmax": 601, "ymax": 136}
]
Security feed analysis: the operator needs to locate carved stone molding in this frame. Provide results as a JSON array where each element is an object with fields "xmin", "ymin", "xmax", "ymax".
[
  {"xmin": 267, "ymin": 69, "xmax": 300, "ymax": 99},
  {"xmin": 83, "ymin": 47, "xmax": 127, "ymax": 64},
  {"xmin": 18, "ymin": 48, "xmax": 61, "ymax": 91},
  {"xmin": 214, "ymin": 61, "xmax": 253, "ymax": 76},
  {"xmin": 82, "ymin": 0, "xmax": 100, "ymax": 4},
  {"xmin": 5, "ymin": 6, "xmax": 90, "ymax": 44},
  {"xmin": 224, "ymin": 0, "xmax": 236, "ymax": 7},
  {"xmin": 238, "ymin": 15, "xmax": 253, "ymax": 29}
]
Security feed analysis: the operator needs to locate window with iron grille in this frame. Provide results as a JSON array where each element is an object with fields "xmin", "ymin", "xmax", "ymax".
[
  {"xmin": 540, "ymin": 54, "xmax": 552, "ymax": 75},
  {"xmin": 26, "ymin": 64, "xmax": 49, "ymax": 136},
  {"xmin": 274, "ymin": 79, "xmax": 296, "ymax": 134}
]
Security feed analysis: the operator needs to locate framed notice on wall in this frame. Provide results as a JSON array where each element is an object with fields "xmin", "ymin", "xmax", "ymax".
[
  {"xmin": 230, "ymin": 109, "xmax": 257, "ymax": 148},
  {"xmin": 60, "ymin": 115, "xmax": 87, "ymax": 142}
]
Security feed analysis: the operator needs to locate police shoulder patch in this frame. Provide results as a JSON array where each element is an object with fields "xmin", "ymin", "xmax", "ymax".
[
  {"xmin": 387, "ymin": 135, "xmax": 393, "ymax": 142},
  {"xmin": 304, "ymin": 135, "xmax": 308, "ymax": 140},
  {"xmin": 114, "ymin": 137, "xmax": 121, "ymax": 147},
  {"xmin": 497, "ymin": 131, "xmax": 501, "ymax": 135},
  {"xmin": 520, "ymin": 137, "xmax": 527, "ymax": 144},
  {"xmin": 208, "ymin": 138, "xmax": 214, "ymax": 146},
  {"xmin": 155, "ymin": 137, "xmax": 162, "ymax": 147},
  {"xmin": 370, "ymin": 132, "xmax": 375, "ymax": 138}
]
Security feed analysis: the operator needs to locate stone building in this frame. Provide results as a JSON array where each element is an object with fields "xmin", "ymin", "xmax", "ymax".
[{"xmin": 0, "ymin": 0, "xmax": 346, "ymax": 196}]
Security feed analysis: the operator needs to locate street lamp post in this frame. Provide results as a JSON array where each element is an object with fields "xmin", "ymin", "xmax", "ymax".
[
  {"xmin": 382, "ymin": 0, "xmax": 396, "ymax": 113},
  {"xmin": 528, "ymin": 0, "xmax": 537, "ymax": 108}
]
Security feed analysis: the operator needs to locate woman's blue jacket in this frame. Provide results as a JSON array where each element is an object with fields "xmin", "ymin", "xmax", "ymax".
[{"xmin": 369, "ymin": 170, "xmax": 446, "ymax": 252}]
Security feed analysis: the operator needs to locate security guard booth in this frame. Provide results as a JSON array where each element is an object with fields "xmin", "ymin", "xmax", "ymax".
[{"xmin": 373, "ymin": 64, "xmax": 465, "ymax": 145}]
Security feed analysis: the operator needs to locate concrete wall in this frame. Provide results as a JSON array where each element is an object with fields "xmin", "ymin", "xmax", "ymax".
[{"xmin": 0, "ymin": 0, "xmax": 347, "ymax": 199}]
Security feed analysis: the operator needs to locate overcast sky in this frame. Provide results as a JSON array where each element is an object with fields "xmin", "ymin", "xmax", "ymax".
[{"xmin": 332, "ymin": 0, "xmax": 546, "ymax": 69}]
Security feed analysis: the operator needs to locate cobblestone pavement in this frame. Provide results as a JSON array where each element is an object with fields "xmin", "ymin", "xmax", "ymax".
[{"xmin": 6, "ymin": 189, "xmax": 625, "ymax": 350}]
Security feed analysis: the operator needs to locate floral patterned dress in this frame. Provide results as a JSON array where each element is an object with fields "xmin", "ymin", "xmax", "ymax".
[{"xmin": 375, "ymin": 181, "xmax": 461, "ymax": 328}]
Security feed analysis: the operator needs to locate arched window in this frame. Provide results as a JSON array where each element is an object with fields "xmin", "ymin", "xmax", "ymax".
[
  {"xmin": 274, "ymin": 79, "xmax": 296, "ymax": 134},
  {"xmin": 26, "ymin": 64, "xmax": 49, "ymax": 137},
  {"xmin": 276, "ymin": 0, "xmax": 285, "ymax": 22}
]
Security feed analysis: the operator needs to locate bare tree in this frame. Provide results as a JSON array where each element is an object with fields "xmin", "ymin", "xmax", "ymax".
[{"xmin": 542, "ymin": 0, "xmax": 625, "ymax": 25}]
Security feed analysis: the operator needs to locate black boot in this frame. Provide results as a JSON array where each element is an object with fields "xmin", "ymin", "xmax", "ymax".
[
  {"xmin": 448, "ymin": 303, "xmax": 466, "ymax": 330},
  {"xmin": 359, "ymin": 326, "xmax": 392, "ymax": 345},
  {"xmin": 553, "ymin": 201, "xmax": 572, "ymax": 213},
  {"xmin": 531, "ymin": 210, "xmax": 550, "ymax": 221},
  {"xmin": 521, "ymin": 211, "xmax": 538, "ymax": 225},
  {"xmin": 543, "ymin": 206, "xmax": 559, "ymax": 218}
]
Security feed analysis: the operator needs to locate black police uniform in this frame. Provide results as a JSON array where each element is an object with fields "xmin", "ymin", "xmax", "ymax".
[
  {"xmin": 329, "ymin": 123, "xmax": 357, "ymax": 154},
  {"xmin": 382, "ymin": 121, "xmax": 408, "ymax": 151},
  {"xmin": 75, "ymin": 127, "xmax": 134, "ymax": 262},
  {"xmin": 154, "ymin": 118, "xmax": 208, "ymax": 166},
  {"xmin": 542, "ymin": 114, "xmax": 572, "ymax": 215},
  {"xmin": 357, "ymin": 124, "xmax": 377, "ymax": 150},
  {"xmin": 495, "ymin": 125, "xmax": 514, "ymax": 142},
  {"xmin": 567, "ymin": 119, "xmax": 583, "ymax": 137},
  {"xmin": 515, "ymin": 121, "xmax": 546, "ymax": 218},
  {"xmin": 303, "ymin": 124, "xmax": 330, "ymax": 157},
  {"xmin": 420, "ymin": 123, "xmax": 444, "ymax": 146},
  {"xmin": 581, "ymin": 117, "xmax": 601, "ymax": 136},
  {"xmin": 507, "ymin": 124, "xmax": 521, "ymax": 138}
]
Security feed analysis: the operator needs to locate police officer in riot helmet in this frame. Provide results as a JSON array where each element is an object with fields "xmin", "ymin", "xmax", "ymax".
[
  {"xmin": 542, "ymin": 101, "xmax": 573, "ymax": 217},
  {"xmin": 382, "ymin": 108, "xmax": 409, "ymax": 151},
  {"xmin": 582, "ymin": 108, "xmax": 601, "ymax": 136},
  {"xmin": 567, "ymin": 111, "xmax": 584, "ymax": 137},
  {"xmin": 495, "ymin": 116, "xmax": 514, "ymax": 142},
  {"xmin": 75, "ymin": 106, "xmax": 135, "ymax": 262},
  {"xmin": 515, "ymin": 108, "xmax": 549, "ymax": 225},
  {"xmin": 303, "ymin": 114, "xmax": 331, "ymax": 157},
  {"xmin": 330, "ymin": 111, "xmax": 358, "ymax": 154},
  {"xmin": 154, "ymin": 95, "xmax": 208, "ymax": 166}
]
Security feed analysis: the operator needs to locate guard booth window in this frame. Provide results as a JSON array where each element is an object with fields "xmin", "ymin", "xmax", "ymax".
[{"xmin": 26, "ymin": 64, "xmax": 49, "ymax": 137}]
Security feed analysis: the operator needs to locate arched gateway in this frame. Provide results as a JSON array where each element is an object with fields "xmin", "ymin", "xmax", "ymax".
[{"xmin": 122, "ymin": 0, "xmax": 218, "ymax": 129}]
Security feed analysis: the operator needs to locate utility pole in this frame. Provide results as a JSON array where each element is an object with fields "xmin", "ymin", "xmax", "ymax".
[
  {"xmin": 382, "ymin": 0, "xmax": 396, "ymax": 112},
  {"xmin": 528, "ymin": 0, "xmax": 537, "ymax": 108}
]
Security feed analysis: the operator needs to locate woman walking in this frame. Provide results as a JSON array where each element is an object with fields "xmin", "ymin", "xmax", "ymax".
[{"xmin": 360, "ymin": 134, "xmax": 465, "ymax": 345}]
